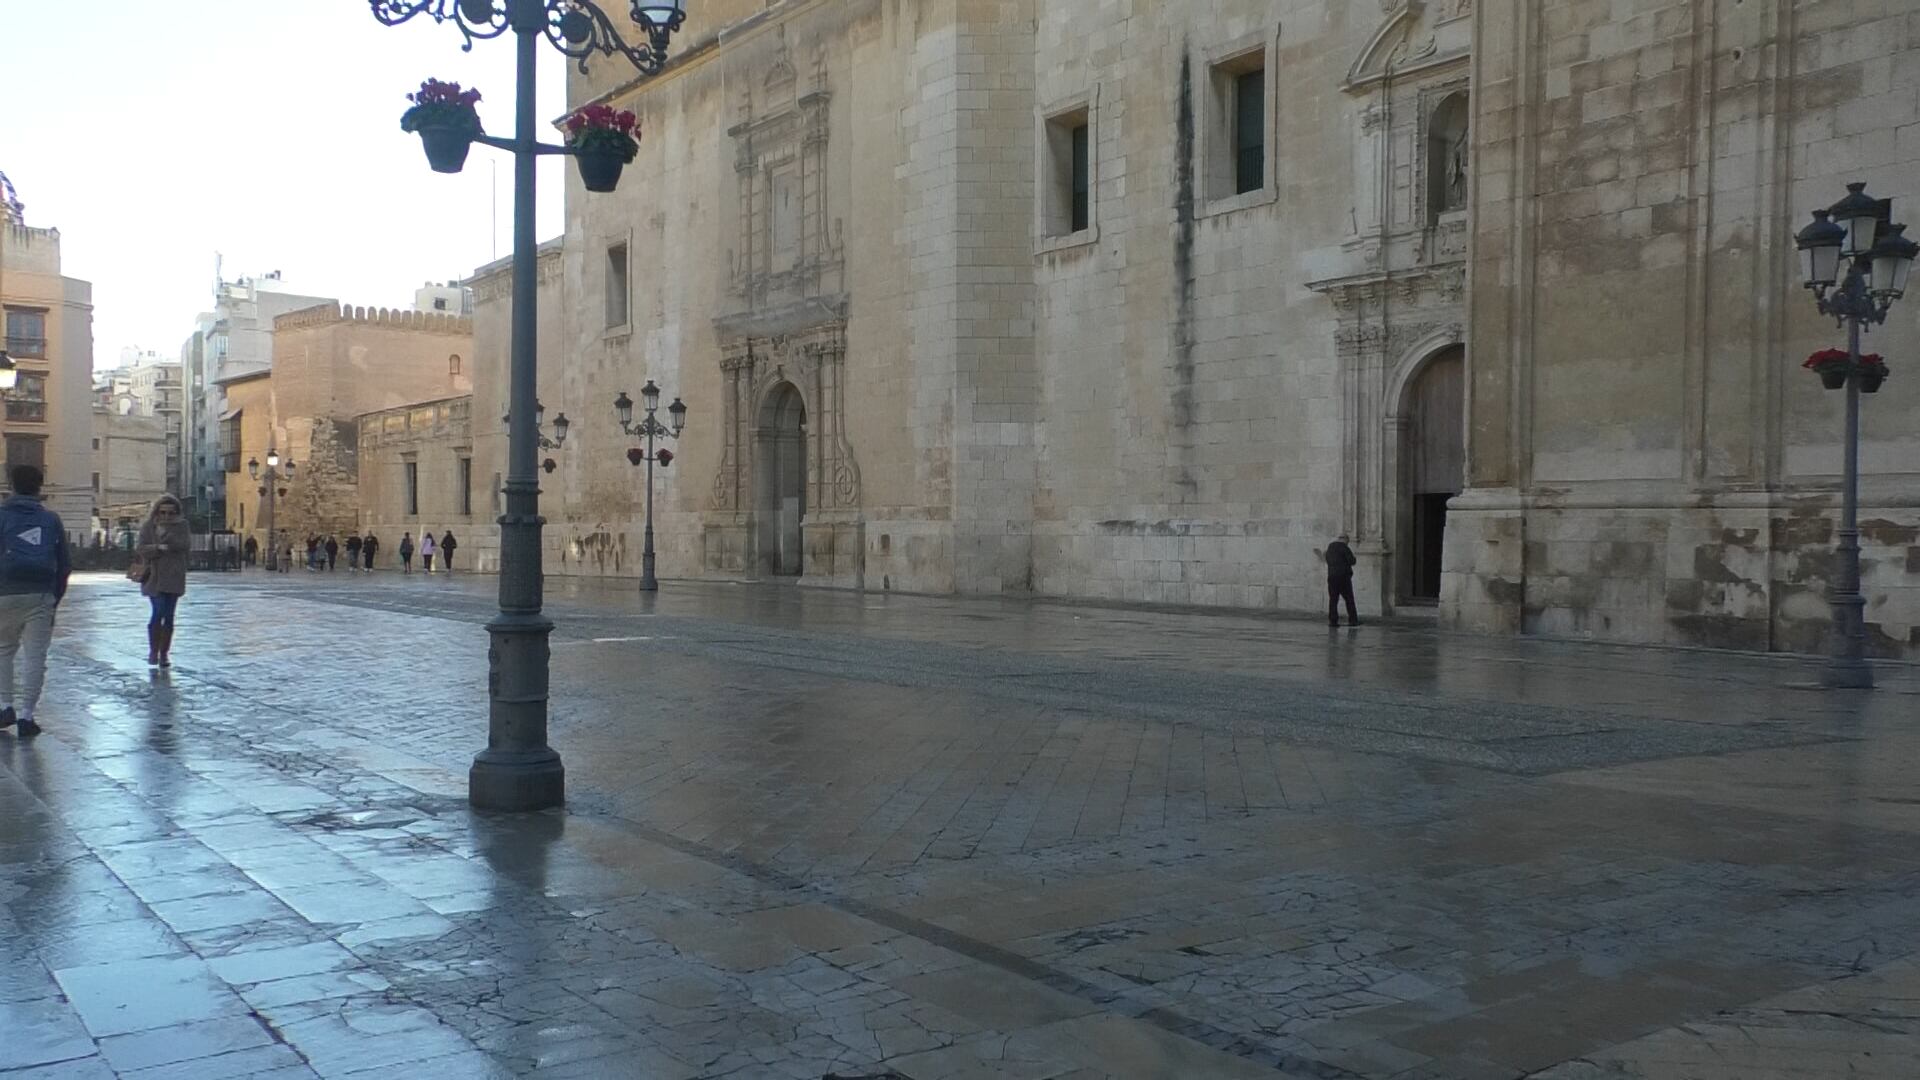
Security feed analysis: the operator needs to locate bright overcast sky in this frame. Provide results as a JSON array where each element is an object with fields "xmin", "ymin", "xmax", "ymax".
[{"xmin": 1, "ymin": 1, "xmax": 568, "ymax": 368}]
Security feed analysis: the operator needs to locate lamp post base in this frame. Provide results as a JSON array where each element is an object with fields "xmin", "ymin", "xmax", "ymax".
[
  {"xmin": 1821, "ymin": 657, "xmax": 1875, "ymax": 690},
  {"xmin": 469, "ymin": 747, "xmax": 566, "ymax": 811}
]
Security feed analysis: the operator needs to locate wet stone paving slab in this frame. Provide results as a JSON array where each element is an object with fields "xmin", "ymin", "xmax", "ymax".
[{"xmin": 2, "ymin": 571, "xmax": 1919, "ymax": 1078}]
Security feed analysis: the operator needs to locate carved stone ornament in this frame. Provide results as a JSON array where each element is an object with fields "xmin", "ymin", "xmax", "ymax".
[
  {"xmin": 708, "ymin": 322, "xmax": 861, "ymax": 516},
  {"xmin": 1345, "ymin": 1, "xmax": 1471, "ymax": 92}
]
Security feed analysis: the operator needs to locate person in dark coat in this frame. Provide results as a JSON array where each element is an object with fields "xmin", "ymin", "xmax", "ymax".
[
  {"xmin": 324, "ymin": 535, "xmax": 340, "ymax": 571},
  {"xmin": 399, "ymin": 532, "xmax": 414, "ymax": 574},
  {"xmin": 362, "ymin": 533, "xmax": 379, "ymax": 572},
  {"xmin": 345, "ymin": 534, "xmax": 361, "ymax": 570},
  {"xmin": 439, "ymin": 531, "xmax": 458, "ymax": 573},
  {"xmin": 243, "ymin": 535, "xmax": 258, "ymax": 566},
  {"xmin": 1326, "ymin": 533, "xmax": 1359, "ymax": 628}
]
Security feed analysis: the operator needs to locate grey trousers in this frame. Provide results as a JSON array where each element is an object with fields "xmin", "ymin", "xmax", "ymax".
[{"xmin": 0, "ymin": 593, "xmax": 55, "ymax": 716}]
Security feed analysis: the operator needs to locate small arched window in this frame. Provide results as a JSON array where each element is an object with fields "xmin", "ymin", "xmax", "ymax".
[
  {"xmin": 1427, "ymin": 93, "xmax": 1469, "ymax": 223},
  {"xmin": 449, "ymin": 354, "xmax": 462, "ymax": 377}
]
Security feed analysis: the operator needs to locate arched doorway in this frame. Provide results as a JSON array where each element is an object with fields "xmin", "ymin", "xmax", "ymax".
[
  {"xmin": 1402, "ymin": 347, "xmax": 1464, "ymax": 602},
  {"xmin": 755, "ymin": 382, "xmax": 807, "ymax": 576}
]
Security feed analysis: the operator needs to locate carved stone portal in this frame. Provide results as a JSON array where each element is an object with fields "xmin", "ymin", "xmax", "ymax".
[{"xmin": 703, "ymin": 322, "xmax": 863, "ymax": 586}]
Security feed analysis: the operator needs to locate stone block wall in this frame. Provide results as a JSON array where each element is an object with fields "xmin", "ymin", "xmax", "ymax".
[
  {"xmin": 1453, "ymin": 0, "xmax": 1920, "ymax": 657},
  {"xmin": 357, "ymin": 397, "xmax": 480, "ymax": 569},
  {"xmin": 524, "ymin": 0, "xmax": 1919, "ymax": 657}
]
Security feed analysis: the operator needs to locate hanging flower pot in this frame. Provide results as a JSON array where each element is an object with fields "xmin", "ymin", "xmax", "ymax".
[
  {"xmin": 1804, "ymin": 348, "xmax": 1850, "ymax": 390},
  {"xmin": 416, "ymin": 123, "xmax": 475, "ymax": 173},
  {"xmin": 576, "ymin": 148, "xmax": 627, "ymax": 193},
  {"xmin": 400, "ymin": 78, "xmax": 483, "ymax": 175},
  {"xmin": 1861, "ymin": 358, "xmax": 1889, "ymax": 394},
  {"xmin": 564, "ymin": 104, "xmax": 641, "ymax": 194}
]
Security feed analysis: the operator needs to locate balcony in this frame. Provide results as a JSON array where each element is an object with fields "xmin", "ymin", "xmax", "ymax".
[
  {"xmin": 4, "ymin": 402, "xmax": 46, "ymax": 424},
  {"xmin": 3, "ymin": 336, "xmax": 46, "ymax": 359}
]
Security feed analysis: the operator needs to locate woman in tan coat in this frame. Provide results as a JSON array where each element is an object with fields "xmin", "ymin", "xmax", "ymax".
[{"xmin": 134, "ymin": 494, "xmax": 191, "ymax": 667}]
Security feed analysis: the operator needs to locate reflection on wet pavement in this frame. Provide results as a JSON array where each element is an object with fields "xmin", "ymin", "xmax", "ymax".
[{"xmin": 1, "ymin": 571, "xmax": 1917, "ymax": 1078}]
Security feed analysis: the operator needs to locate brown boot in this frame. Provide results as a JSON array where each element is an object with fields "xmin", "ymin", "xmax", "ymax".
[
  {"xmin": 147, "ymin": 627, "xmax": 160, "ymax": 666},
  {"xmin": 157, "ymin": 627, "xmax": 174, "ymax": 668}
]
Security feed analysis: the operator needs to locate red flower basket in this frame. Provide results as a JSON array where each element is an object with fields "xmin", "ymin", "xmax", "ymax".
[
  {"xmin": 565, "ymin": 104, "xmax": 640, "ymax": 193},
  {"xmin": 1803, "ymin": 349, "xmax": 1890, "ymax": 391},
  {"xmin": 401, "ymin": 79, "xmax": 484, "ymax": 174}
]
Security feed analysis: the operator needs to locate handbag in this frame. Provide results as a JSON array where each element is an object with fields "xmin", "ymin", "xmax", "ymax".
[{"xmin": 127, "ymin": 554, "xmax": 150, "ymax": 584}]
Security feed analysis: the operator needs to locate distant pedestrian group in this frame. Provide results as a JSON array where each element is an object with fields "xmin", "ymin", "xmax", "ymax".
[{"xmin": 254, "ymin": 529, "xmax": 457, "ymax": 577}]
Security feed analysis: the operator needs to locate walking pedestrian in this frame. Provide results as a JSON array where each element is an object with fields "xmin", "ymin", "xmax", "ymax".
[
  {"xmin": 1325, "ymin": 532, "xmax": 1360, "ymax": 628},
  {"xmin": 243, "ymin": 535, "xmax": 258, "ymax": 566},
  {"xmin": 440, "ymin": 531, "xmax": 458, "ymax": 574},
  {"xmin": 362, "ymin": 532, "xmax": 379, "ymax": 572},
  {"xmin": 0, "ymin": 466, "xmax": 70, "ymax": 739},
  {"xmin": 345, "ymin": 534, "xmax": 361, "ymax": 571},
  {"xmin": 325, "ymin": 535, "xmax": 339, "ymax": 571},
  {"xmin": 135, "ymin": 494, "xmax": 191, "ymax": 668},
  {"xmin": 420, "ymin": 532, "xmax": 436, "ymax": 574},
  {"xmin": 305, "ymin": 535, "xmax": 319, "ymax": 572},
  {"xmin": 280, "ymin": 541, "xmax": 293, "ymax": 573},
  {"xmin": 399, "ymin": 532, "xmax": 414, "ymax": 574}
]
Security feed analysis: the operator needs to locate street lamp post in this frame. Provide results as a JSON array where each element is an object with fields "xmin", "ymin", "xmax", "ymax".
[
  {"xmin": 371, "ymin": 0, "xmax": 688, "ymax": 811},
  {"xmin": 614, "ymin": 381, "xmax": 686, "ymax": 591},
  {"xmin": 503, "ymin": 402, "xmax": 569, "ymax": 475},
  {"xmin": 1793, "ymin": 182, "xmax": 1917, "ymax": 690},
  {"xmin": 248, "ymin": 450, "xmax": 295, "ymax": 571}
]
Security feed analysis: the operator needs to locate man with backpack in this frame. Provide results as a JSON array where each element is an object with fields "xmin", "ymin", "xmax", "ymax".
[{"xmin": 0, "ymin": 466, "xmax": 71, "ymax": 738}]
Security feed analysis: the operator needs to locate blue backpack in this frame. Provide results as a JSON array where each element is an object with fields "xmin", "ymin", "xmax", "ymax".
[{"xmin": 0, "ymin": 501, "xmax": 62, "ymax": 586}]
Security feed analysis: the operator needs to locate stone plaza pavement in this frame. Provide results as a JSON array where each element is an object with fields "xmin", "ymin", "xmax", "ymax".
[{"xmin": 3, "ymin": 571, "xmax": 1919, "ymax": 1079}]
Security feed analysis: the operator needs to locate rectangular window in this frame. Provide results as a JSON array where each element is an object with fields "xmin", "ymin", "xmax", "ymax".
[
  {"xmin": 6, "ymin": 374, "xmax": 45, "ymax": 423},
  {"xmin": 1070, "ymin": 123, "xmax": 1091, "ymax": 232},
  {"xmin": 1041, "ymin": 105, "xmax": 1093, "ymax": 240},
  {"xmin": 1233, "ymin": 69, "xmax": 1265, "ymax": 194},
  {"xmin": 218, "ymin": 414, "xmax": 242, "ymax": 474},
  {"xmin": 606, "ymin": 243, "xmax": 630, "ymax": 329},
  {"xmin": 458, "ymin": 457, "xmax": 473, "ymax": 516},
  {"xmin": 5, "ymin": 437, "xmax": 45, "ymax": 470},
  {"xmin": 404, "ymin": 461, "xmax": 420, "ymax": 516},
  {"xmin": 1205, "ymin": 47, "xmax": 1268, "ymax": 204},
  {"xmin": 92, "ymin": 472, "xmax": 101, "ymax": 492},
  {"xmin": 4, "ymin": 308, "xmax": 46, "ymax": 358}
]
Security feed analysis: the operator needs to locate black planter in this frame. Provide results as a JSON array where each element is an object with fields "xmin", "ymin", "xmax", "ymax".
[
  {"xmin": 576, "ymin": 149, "xmax": 626, "ymax": 193},
  {"xmin": 417, "ymin": 124, "xmax": 474, "ymax": 174},
  {"xmin": 1817, "ymin": 365, "xmax": 1848, "ymax": 390},
  {"xmin": 1862, "ymin": 370, "xmax": 1886, "ymax": 394}
]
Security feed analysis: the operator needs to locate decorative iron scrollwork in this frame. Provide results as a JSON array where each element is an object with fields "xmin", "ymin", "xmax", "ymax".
[{"xmin": 370, "ymin": 0, "xmax": 686, "ymax": 75}]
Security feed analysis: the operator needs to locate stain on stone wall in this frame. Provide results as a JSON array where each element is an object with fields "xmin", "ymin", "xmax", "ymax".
[
  {"xmin": 1170, "ymin": 45, "xmax": 1197, "ymax": 503},
  {"xmin": 560, "ymin": 523, "xmax": 626, "ymax": 575}
]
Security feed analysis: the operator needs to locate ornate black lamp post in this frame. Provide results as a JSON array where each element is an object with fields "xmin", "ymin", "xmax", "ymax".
[
  {"xmin": 1794, "ymin": 182, "xmax": 1917, "ymax": 690},
  {"xmin": 371, "ymin": 0, "xmax": 688, "ymax": 811},
  {"xmin": 247, "ymin": 450, "xmax": 296, "ymax": 572},
  {"xmin": 614, "ymin": 381, "xmax": 685, "ymax": 591},
  {"xmin": 503, "ymin": 402, "xmax": 569, "ymax": 474}
]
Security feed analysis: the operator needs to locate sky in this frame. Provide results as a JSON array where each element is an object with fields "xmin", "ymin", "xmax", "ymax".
[{"xmin": 1, "ymin": 1, "xmax": 570, "ymax": 369}]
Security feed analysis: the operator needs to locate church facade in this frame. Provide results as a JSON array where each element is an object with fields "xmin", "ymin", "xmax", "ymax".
[{"xmin": 514, "ymin": 0, "xmax": 1919, "ymax": 658}]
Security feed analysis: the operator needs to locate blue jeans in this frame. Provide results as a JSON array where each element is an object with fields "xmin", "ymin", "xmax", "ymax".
[{"xmin": 148, "ymin": 593, "xmax": 180, "ymax": 631}]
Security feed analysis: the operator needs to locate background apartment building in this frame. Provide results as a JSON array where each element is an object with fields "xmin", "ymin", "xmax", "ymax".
[
  {"xmin": 0, "ymin": 183, "xmax": 93, "ymax": 528},
  {"xmin": 180, "ymin": 270, "xmax": 332, "ymax": 530}
]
